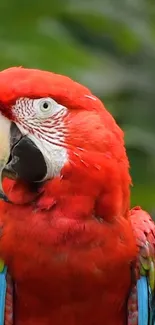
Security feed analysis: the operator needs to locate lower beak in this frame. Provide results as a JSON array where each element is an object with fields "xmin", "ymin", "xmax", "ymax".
[{"xmin": 0, "ymin": 114, "xmax": 11, "ymax": 202}]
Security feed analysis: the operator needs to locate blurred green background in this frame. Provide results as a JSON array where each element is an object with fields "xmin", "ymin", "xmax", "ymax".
[{"xmin": 0, "ymin": 0, "xmax": 155, "ymax": 212}]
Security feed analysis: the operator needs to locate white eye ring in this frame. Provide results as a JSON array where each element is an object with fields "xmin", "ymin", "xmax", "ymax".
[{"xmin": 39, "ymin": 99, "xmax": 53, "ymax": 113}]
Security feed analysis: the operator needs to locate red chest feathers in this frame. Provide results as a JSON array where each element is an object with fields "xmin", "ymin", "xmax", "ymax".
[{"xmin": 0, "ymin": 200, "xmax": 136, "ymax": 325}]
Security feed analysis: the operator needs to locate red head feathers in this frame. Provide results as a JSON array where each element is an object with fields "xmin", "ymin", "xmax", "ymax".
[{"xmin": 0, "ymin": 66, "xmax": 131, "ymax": 220}]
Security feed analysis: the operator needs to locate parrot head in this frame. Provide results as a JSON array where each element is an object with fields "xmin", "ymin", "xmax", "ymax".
[{"xmin": 0, "ymin": 67, "xmax": 131, "ymax": 219}]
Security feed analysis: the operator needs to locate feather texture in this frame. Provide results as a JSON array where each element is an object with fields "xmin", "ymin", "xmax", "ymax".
[
  {"xmin": 128, "ymin": 207, "xmax": 155, "ymax": 325},
  {"xmin": 0, "ymin": 67, "xmax": 154, "ymax": 325}
]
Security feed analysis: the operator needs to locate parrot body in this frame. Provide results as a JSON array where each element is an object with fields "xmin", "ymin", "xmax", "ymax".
[
  {"xmin": 0, "ymin": 67, "xmax": 153, "ymax": 325},
  {"xmin": 0, "ymin": 180, "xmax": 136, "ymax": 325}
]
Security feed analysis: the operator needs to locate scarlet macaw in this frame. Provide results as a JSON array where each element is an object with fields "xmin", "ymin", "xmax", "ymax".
[{"xmin": 0, "ymin": 67, "xmax": 154, "ymax": 325}]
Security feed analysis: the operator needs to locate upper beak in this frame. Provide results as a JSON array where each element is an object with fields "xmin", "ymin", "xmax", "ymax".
[{"xmin": 0, "ymin": 113, "xmax": 11, "ymax": 202}]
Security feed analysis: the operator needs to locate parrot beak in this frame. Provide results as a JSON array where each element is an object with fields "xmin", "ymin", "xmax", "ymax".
[
  {"xmin": 0, "ymin": 113, "xmax": 11, "ymax": 202},
  {"xmin": 0, "ymin": 113, "xmax": 47, "ymax": 203}
]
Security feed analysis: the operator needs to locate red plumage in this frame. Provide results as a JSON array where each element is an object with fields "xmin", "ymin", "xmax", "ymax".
[{"xmin": 0, "ymin": 67, "xmax": 153, "ymax": 325}]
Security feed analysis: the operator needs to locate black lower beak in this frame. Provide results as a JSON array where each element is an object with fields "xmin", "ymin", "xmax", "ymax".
[
  {"xmin": 0, "ymin": 191, "xmax": 10, "ymax": 202},
  {"xmin": 4, "ymin": 123, "xmax": 47, "ymax": 184}
]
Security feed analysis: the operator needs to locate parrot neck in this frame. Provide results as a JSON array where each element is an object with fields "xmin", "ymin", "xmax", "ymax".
[
  {"xmin": 2, "ymin": 162, "xmax": 130, "ymax": 223},
  {"xmin": 36, "ymin": 175, "xmax": 130, "ymax": 222},
  {"xmin": 2, "ymin": 172, "xmax": 130, "ymax": 222}
]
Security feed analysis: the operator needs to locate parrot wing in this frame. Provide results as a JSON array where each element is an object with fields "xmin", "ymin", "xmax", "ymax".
[
  {"xmin": 128, "ymin": 206, "xmax": 155, "ymax": 325},
  {"xmin": 0, "ymin": 261, "xmax": 13, "ymax": 325}
]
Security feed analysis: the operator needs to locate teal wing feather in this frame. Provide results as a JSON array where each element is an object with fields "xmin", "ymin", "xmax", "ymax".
[
  {"xmin": 0, "ymin": 262, "xmax": 13, "ymax": 325},
  {"xmin": 128, "ymin": 207, "xmax": 155, "ymax": 325},
  {"xmin": 0, "ymin": 264, "xmax": 7, "ymax": 325}
]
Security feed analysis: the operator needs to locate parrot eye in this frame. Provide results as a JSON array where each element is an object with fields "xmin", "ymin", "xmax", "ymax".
[
  {"xmin": 39, "ymin": 99, "xmax": 53, "ymax": 114},
  {"xmin": 42, "ymin": 102, "xmax": 49, "ymax": 109},
  {"xmin": 36, "ymin": 97, "xmax": 65, "ymax": 119}
]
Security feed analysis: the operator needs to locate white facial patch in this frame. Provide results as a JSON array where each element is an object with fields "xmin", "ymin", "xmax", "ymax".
[
  {"xmin": 28, "ymin": 133, "xmax": 67, "ymax": 180},
  {"xmin": 14, "ymin": 97, "xmax": 68, "ymax": 180}
]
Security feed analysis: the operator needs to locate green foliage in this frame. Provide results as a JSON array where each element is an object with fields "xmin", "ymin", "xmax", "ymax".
[{"xmin": 0, "ymin": 0, "xmax": 154, "ymax": 211}]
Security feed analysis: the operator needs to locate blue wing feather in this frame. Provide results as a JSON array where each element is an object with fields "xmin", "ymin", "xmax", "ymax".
[
  {"xmin": 137, "ymin": 276, "xmax": 148, "ymax": 325},
  {"xmin": 0, "ymin": 266, "xmax": 7, "ymax": 325}
]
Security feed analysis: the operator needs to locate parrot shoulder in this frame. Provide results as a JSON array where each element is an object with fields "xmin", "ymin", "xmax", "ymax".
[{"xmin": 128, "ymin": 206, "xmax": 155, "ymax": 325}]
